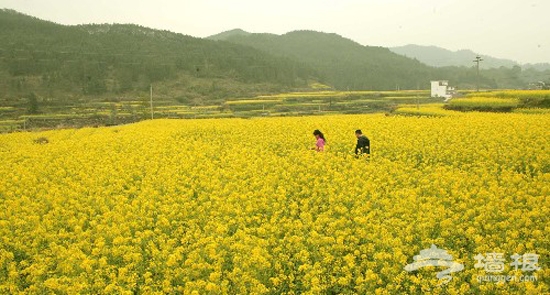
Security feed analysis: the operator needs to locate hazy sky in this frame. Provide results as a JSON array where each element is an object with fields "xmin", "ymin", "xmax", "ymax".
[{"xmin": 1, "ymin": 0, "xmax": 549, "ymax": 64}]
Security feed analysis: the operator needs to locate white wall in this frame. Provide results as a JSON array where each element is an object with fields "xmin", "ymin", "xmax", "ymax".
[{"xmin": 431, "ymin": 81, "xmax": 451, "ymax": 98}]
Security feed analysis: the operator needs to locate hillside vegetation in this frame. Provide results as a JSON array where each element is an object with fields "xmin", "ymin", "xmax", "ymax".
[
  {"xmin": 212, "ymin": 30, "xmax": 550, "ymax": 90},
  {"xmin": 211, "ymin": 30, "xmax": 433, "ymax": 90},
  {"xmin": 0, "ymin": 9, "xmax": 313, "ymax": 102}
]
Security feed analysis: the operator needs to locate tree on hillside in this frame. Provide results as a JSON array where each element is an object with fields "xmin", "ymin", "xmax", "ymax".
[{"xmin": 27, "ymin": 92, "xmax": 39, "ymax": 114}]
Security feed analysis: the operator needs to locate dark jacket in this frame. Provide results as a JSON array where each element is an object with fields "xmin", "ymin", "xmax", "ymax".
[{"xmin": 355, "ymin": 135, "xmax": 370, "ymax": 155}]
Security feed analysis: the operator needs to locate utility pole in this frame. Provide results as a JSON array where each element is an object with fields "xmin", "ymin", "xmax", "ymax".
[
  {"xmin": 150, "ymin": 84, "xmax": 154, "ymax": 120},
  {"xmin": 473, "ymin": 55, "xmax": 483, "ymax": 92}
]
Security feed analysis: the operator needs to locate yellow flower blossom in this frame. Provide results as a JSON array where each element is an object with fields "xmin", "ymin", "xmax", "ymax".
[{"xmin": 0, "ymin": 113, "xmax": 548, "ymax": 293}]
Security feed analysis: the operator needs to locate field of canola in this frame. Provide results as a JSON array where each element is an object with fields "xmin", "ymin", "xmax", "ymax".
[{"xmin": 0, "ymin": 113, "xmax": 548, "ymax": 294}]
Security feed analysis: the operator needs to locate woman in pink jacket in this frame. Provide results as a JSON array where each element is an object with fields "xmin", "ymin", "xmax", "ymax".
[{"xmin": 312, "ymin": 129, "xmax": 326, "ymax": 152}]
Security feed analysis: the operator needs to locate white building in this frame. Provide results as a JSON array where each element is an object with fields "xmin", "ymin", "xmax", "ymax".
[{"xmin": 431, "ymin": 81, "xmax": 455, "ymax": 100}]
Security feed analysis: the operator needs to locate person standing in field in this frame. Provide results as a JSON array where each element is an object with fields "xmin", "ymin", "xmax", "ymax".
[
  {"xmin": 355, "ymin": 129, "xmax": 370, "ymax": 155},
  {"xmin": 312, "ymin": 130, "xmax": 326, "ymax": 152}
]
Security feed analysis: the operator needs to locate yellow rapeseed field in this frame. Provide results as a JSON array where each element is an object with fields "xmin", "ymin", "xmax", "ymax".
[{"xmin": 0, "ymin": 113, "xmax": 548, "ymax": 294}]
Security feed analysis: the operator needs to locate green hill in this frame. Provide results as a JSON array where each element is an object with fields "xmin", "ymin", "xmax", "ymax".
[
  {"xmin": 0, "ymin": 9, "xmax": 314, "ymax": 102},
  {"xmin": 208, "ymin": 28, "xmax": 251, "ymax": 41},
  {"xmin": 211, "ymin": 30, "xmax": 550, "ymax": 90},
  {"xmin": 211, "ymin": 30, "xmax": 433, "ymax": 90}
]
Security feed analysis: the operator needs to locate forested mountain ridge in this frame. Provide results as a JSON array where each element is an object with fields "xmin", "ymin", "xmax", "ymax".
[
  {"xmin": 208, "ymin": 28, "xmax": 251, "ymax": 41},
  {"xmin": 209, "ymin": 29, "xmax": 550, "ymax": 90},
  {"xmin": 0, "ymin": 9, "xmax": 314, "ymax": 101},
  {"xmin": 211, "ymin": 30, "xmax": 433, "ymax": 90}
]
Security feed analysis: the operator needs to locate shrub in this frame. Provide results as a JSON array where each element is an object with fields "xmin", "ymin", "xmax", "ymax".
[{"xmin": 445, "ymin": 97, "xmax": 518, "ymax": 112}]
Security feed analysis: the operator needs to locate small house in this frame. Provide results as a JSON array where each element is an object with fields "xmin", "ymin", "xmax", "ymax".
[{"xmin": 431, "ymin": 81, "xmax": 455, "ymax": 100}]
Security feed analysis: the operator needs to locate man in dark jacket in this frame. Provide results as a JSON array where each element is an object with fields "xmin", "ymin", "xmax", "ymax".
[{"xmin": 355, "ymin": 130, "xmax": 370, "ymax": 155}]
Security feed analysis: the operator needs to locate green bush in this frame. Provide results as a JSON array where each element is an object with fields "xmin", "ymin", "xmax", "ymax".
[{"xmin": 445, "ymin": 97, "xmax": 518, "ymax": 112}]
